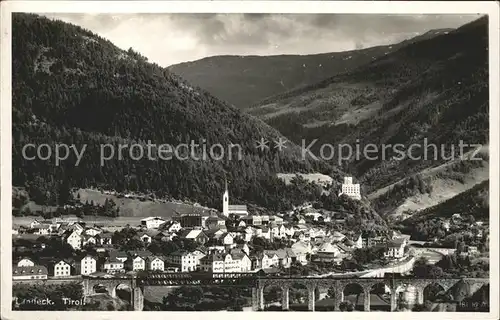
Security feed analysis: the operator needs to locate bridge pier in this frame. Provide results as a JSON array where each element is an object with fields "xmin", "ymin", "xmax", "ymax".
[
  {"xmin": 417, "ymin": 289, "xmax": 424, "ymax": 305},
  {"xmin": 255, "ymin": 286, "xmax": 264, "ymax": 310},
  {"xmin": 332, "ymin": 287, "xmax": 343, "ymax": 311},
  {"xmin": 252, "ymin": 288, "xmax": 259, "ymax": 311},
  {"xmin": 132, "ymin": 287, "xmax": 144, "ymax": 311},
  {"xmin": 390, "ymin": 292, "xmax": 397, "ymax": 311},
  {"xmin": 281, "ymin": 286, "xmax": 289, "ymax": 311},
  {"xmin": 307, "ymin": 285, "xmax": 315, "ymax": 311},
  {"xmin": 363, "ymin": 288, "xmax": 370, "ymax": 311}
]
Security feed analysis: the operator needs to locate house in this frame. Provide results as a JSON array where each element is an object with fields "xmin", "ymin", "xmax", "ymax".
[
  {"xmin": 232, "ymin": 251, "xmax": 252, "ymax": 272},
  {"xmin": 85, "ymin": 227, "xmax": 102, "ymax": 236},
  {"xmin": 160, "ymin": 221, "xmax": 182, "ymax": 233},
  {"xmin": 269, "ymin": 215, "xmax": 284, "ymax": 225},
  {"xmin": 264, "ymin": 249, "xmax": 296, "ymax": 268},
  {"xmin": 338, "ymin": 177, "xmax": 361, "ymax": 200},
  {"xmin": 66, "ymin": 230, "xmax": 83, "ymax": 250},
  {"xmin": 206, "ymin": 216, "xmax": 227, "ymax": 230},
  {"xmin": 305, "ymin": 211, "xmax": 323, "ymax": 221},
  {"xmin": 71, "ymin": 223, "xmax": 85, "ymax": 234},
  {"xmin": 258, "ymin": 226, "xmax": 271, "ymax": 240},
  {"xmin": 141, "ymin": 217, "xmax": 167, "ymax": 229},
  {"xmin": 291, "ymin": 241, "xmax": 311, "ymax": 265},
  {"xmin": 158, "ymin": 231, "xmax": 177, "ymax": 242},
  {"xmin": 129, "ymin": 255, "xmax": 146, "ymax": 271},
  {"xmin": 260, "ymin": 252, "xmax": 280, "ymax": 269},
  {"xmin": 383, "ymin": 238, "xmax": 406, "ymax": 259},
  {"xmin": 53, "ymin": 260, "xmax": 72, "ymax": 277},
  {"xmin": 32, "ymin": 224, "xmax": 51, "ymax": 235},
  {"xmin": 30, "ymin": 219, "xmax": 42, "ymax": 229},
  {"xmin": 460, "ymin": 246, "xmax": 479, "ymax": 256},
  {"xmin": 221, "ymin": 233, "xmax": 234, "ymax": 245},
  {"xmin": 166, "ymin": 250, "xmax": 205, "ymax": 272},
  {"xmin": 97, "ymin": 232, "xmax": 113, "ymax": 245},
  {"xmin": 17, "ymin": 258, "xmax": 35, "ymax": 267},
  {"xmin": 234, "ymin": 243, "xmax": 250, "ymax": 256},
  {"xmin": 139, "ymin": 233, "xmax": 153, "ymax": 243},
  {"xmin": 147, "ymin": 256, "xmax": 165, "ymax": 271},
  {"xmin": 353, "ymin": 234, "xmax": 363, "ymax": 249},
  {"xmin": 109, "ymin": 251, "xmax": 128, "ymax": 263},
  {"xmin": 181, "ymin": 229, "xmax": 208, "ymax": 245},
  {"xmin": 331, "ymin": 231, "xmax": 346, "ymax": 243},
  {"xmin": 104, "ymin": 258, "xmax": 125, "ymax": 274},
  {"xmin": 442, "ymin": 220, "xmax": 451, "ymax": 232},
  {"xmin": 13, "ymin": 266, "xmax": 48, "ymax": 280},
  {"xmin": 82, "ymin": 235, "xmax": 97, "ymax": 247},
  {"xmin": 241, "ymin": 215, "xmax": 262, "ymax": 226},
  {"xmin": 310, "ymin": 228, "xmax": 327, "ymax": 239},
  {"xmin": 199, "ymin": 252, "xmax": 251, "ymax": 273},
  {"xmin": 81, "ymin": 255, "xmax": 97, "ymax": 275}
]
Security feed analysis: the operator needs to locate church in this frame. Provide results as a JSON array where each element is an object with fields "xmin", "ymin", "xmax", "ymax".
[{"xmin": 222, "ymin": 180, "xmax": 249, "ymax": 217}]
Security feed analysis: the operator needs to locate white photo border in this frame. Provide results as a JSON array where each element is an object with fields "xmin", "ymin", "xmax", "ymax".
[{"xmin": 1, "ymin": 1, "xmax": 499, "ymax": 320}]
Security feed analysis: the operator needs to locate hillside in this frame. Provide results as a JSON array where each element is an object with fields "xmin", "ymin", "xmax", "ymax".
[
  {"xmin": 396, "ymin": 180, "xmax": 489, "ymax": 244},
  {"xmin": 369, "ymin": 146, "xmax": 489, "ymax": 220},
  {"xmin": 247, "ymin": 16, "xmax": 489, "ymax": 204},
  {"xmin": 168, "ymin": 29, "xmax": 452, "ymax": 109},
  {"xmin": 403, "ymin": 180, "xmax": 489, "ymax": 223},
  {"xmin": 12, "ymin": 13, "xmax": 345, "ymax": 213}
]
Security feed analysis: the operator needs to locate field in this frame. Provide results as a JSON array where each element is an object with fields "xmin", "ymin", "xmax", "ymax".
[
  {"xmin": 277, "ymin": 173, "xmax": 333, "ymax": 187},
  {"xmin": 75, "ymin": 188, "xmax": 213, "ymax": 218}
]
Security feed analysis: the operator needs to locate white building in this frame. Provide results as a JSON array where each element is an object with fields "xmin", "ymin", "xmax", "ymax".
[
  {"xmin": 147, "ymin": 256, "xmax": 165, "ymax": 271},
  {"xmin": 66, "ymin": 231, "xmax": 83, "ymax": 250},
  {"xmin": 17, "ymin": 258, "xmax": 35, "ymax": 267},
  {"xmin": 81, "ymin": 255, "xmax": 97, "ymax": 275},
  {"xmin": 166, "ymin": 250, "xmax": 204, "ymax": 272},
  {"xmin": 200, "ymin": 252, "xmax": 252, "ymax": 273},
  {"xmin": 222, "ymin": 180, "xmax": 249, "ymax": 217},
  {"xmin": 54, "ymin": 260, "xmax": 72, "ymax": 277},
  {"xmin": 161, "ymin": 221, "xmax": 182, "ymax": 233},
  {"xmin": 85, "ymin": 227, "xmax": 102, "ymax": 236},
  {"xmin": 141, "ymin": 217, "xmax": 167, "ymax": 229},
  {"xmin": 13, "ymin": 266, "xmax": 48, "ymax": 280},
  {"xmin": 131, "ymin": 256, "xmax": 146, "ymax": 271},
  {"xmin": 104, "ymin": 258, "xmax": 124, "ymax": 274},
  {"xmin": 261, "ymin": 252, "xmax": 280, "ymax": 269},
  {"xmin": 384, "ymin": 239, "xmax": 406, "ymax": 259},
  {"xmin": 338, "ymin": 177, "xmax": 361, "ymax": 200}
]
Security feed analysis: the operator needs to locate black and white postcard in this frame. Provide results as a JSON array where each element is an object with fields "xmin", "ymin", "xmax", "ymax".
[{"xmin": 1, "ymin": 1, "xmax": 499, "ymax": 319}]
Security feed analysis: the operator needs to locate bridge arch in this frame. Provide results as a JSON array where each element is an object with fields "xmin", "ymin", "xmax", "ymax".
[
  {"xmin": 341, "ymin": 282, "xmax": 366, "ymax": 311},
  {"xmin": 368, "ymin": 282, "xmax": 392, "ymax": 311},
  {"xmin": 262, "ymin": 283, "xmax": 284, "ymax": 311},
  {"xmin": 423, "ymin": 282, "xmax": 448, "ymax": 303},
  {"xmin": 114, "ymin": 283, "xmax": 133, "ymax": 305}
]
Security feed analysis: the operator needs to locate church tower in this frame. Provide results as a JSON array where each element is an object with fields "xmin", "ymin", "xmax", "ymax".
[{"xmin": 222, "ymin": 178, "xmax": 229, "ymax": 217}]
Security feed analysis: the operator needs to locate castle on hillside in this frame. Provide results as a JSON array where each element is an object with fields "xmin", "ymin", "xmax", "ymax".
[
  {"xmin": 222, "ymin": 179, "xmax": 249, "ymax": 217},
  {"xmin": 338, "ymin": 177, "xmax": 361, "ymax": 200}
]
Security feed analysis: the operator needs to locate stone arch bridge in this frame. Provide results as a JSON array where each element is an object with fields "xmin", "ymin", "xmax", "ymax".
[{"xmin": 81, "ymin": 273, "xmax": 489, "ymax": 311}]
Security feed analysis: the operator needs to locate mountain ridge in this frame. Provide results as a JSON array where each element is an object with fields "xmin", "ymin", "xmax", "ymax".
[{"xmin": 168, "ymin": 27, "xmax": 454, "ymax": 109}]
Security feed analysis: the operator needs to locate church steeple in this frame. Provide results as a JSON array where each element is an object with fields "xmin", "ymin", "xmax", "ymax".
[{"xmin": 222, "ymin": 177, "xmax": 229, "ymax": 217}]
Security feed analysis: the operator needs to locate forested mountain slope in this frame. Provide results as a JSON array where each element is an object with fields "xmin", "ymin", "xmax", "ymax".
[
  {"xmin": 12, "ymin": 13, "xmax": 342, "ymax": 212},
  {"xmin": 169, "ymin": 29, "xmax": 452, "ymax": 109}
]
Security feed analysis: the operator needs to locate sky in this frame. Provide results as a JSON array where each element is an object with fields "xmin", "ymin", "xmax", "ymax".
[{"xmin": 41, "ymin": 13, "xmax": 481, "ymax": 66}]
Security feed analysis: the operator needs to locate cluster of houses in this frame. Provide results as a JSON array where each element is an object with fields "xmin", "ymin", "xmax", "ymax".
[
  {"xmin": 13, "ymin": 216, "xmax": 410, "ymax": 280},
  {"xmin": 12, "ymin": 177, "xmax": 412, "ymax": 280}
]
